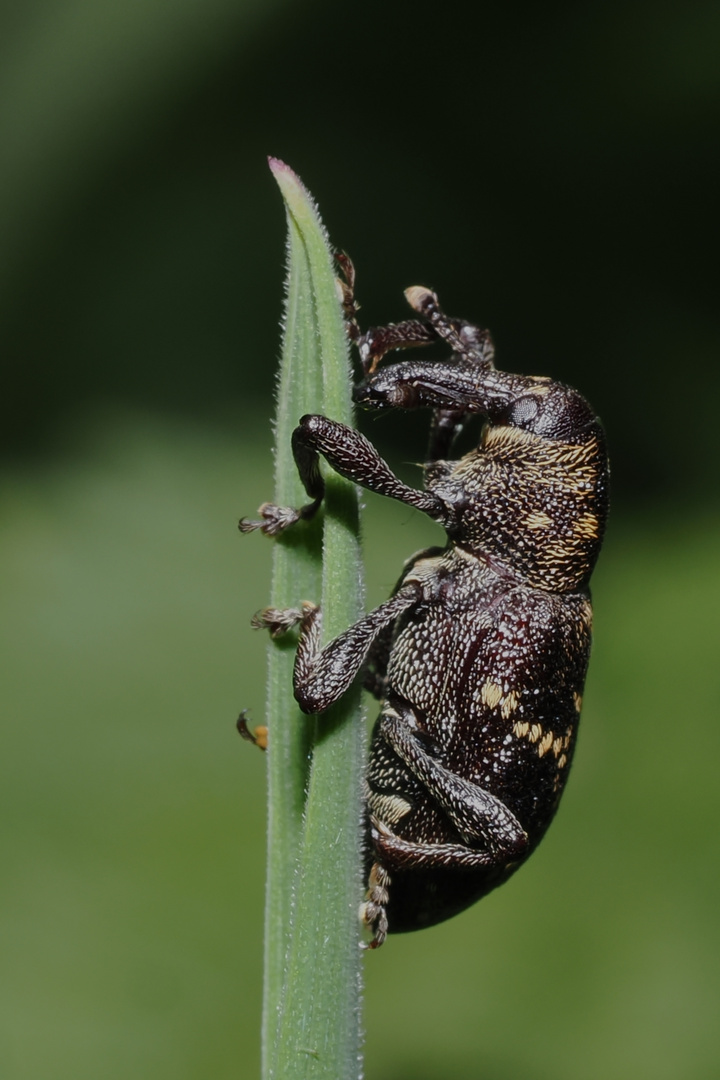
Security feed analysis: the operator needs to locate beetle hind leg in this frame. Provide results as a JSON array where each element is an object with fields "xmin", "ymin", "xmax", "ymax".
[{"xmin": 378, "ymin": 706, "xmax": 528, "ymax": 858}]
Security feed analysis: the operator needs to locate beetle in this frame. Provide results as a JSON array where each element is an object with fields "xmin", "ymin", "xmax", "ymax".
[{"xmin": 240, "ymin": 261, "xmax": 609, "ymax": 947}]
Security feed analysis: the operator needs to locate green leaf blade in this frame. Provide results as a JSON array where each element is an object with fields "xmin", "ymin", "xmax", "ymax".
[{"xmin": 263, "ymin": 160, "xmax": 365, "ymax": 1080}]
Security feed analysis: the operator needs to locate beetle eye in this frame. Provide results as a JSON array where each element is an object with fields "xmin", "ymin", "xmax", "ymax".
[{"xmin": 508, "ymin": 395, "xmax": 540, "ymax": 428}]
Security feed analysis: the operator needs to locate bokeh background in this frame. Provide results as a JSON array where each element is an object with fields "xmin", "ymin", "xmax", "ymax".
[{"xmin": 2, "ymin": 2, "xmax": 719, "ymax": 1078}]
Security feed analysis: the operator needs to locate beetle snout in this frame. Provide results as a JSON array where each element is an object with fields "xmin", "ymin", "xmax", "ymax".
[
  {"xmin": 354, "ymin": 372, "xmax": 423, "ymax": 410},
  {"xmin": 353, "ymin": 378, "xmax": 395, "ymax": 409}
]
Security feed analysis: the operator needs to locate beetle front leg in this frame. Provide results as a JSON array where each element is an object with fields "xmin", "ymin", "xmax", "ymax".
[
  {"xmin": 336, "ymin": 251, "xmax": 438, "ymax": 375},
  {"xmin": 355, "ymin": 319, "xmax": 437, "ymax": 376},
  {"xmin": 338, "ymin": 259, "xmax": 494, "ymax": 377},
  {"xmin": 343, "ymin": 271, "xmax": 494, "ymax": 463},
  {"xmin": 404, "ymin": 285, "xmax": 495, "ymax": 364},
  {"xmin": 253, "ymin": 584, "xmax": 422, "ymax": 714}
]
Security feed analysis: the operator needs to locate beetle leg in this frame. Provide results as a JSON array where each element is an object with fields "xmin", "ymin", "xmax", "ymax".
[
  {"xmin": 339, "ymin": 269, "xmax": 491, "ymax": 455},
  {"xmin": 354, "ymin": 319, "xmax": 437, "ymax": 376},
  {"xmin": 403, "ymin": 285, "xmax": 495, "ymax": 365},
  {"xmin": 293, "ymin": 588, "xmax": 426, "ymax": 714},
  {"xmin": 370, "ymin": 820, "xmax": 500, "ymax": 870},
  {"xmin": 361, "ymin": 816, "xmax": 510, "ymax": 950},
  {"xmin": 292, "ymin": 414, "xmax": 447, "ymax": 519},
  {"xmin": 339, "ymin": 260, "xmax": 494, "ymax": 377},
  {"xmin": 336, "ymin": 251, "xmax": 438, "ymax": 375},
  {"xmin": 238, "ymin": 498, "xmax": 319, "ymax": 536},
  {"xmin": 253, "ymin": 585, "xmax": 422, "ymax": 714},
  {"xmin": 353, "ymin": 287, "xmax": 599, "ymax": 443},
  {"xmin": 426, "ymin": 406, "xmax": 471, "ymax": 462},
  {"xmin": 240, "ymin": 414, "xmax": 449, "ymax": 536},
  {"xmin": 378, "ymin": 707, "xmax": 528, "ymax": 858},
  {"xmin": 250, "ymin": 602, "xmax": 315, "ymax": 637}
]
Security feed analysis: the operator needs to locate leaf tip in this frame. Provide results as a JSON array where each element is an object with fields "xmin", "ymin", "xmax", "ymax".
[
  {"xmin": 267, "ymin": 155, "xmax": 290, "ymax": 175},
  {"xmin": 268, "ymin": 158, "xmax": 319, "ymax": 222},
  {"xmin": 268, "ymin": 157, "xmax": 306, "ymax": 192}
]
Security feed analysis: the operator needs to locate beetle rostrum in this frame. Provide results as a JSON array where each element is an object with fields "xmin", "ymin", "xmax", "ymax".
[{"xmin": 240, "ymin": 261, "xmax": 609, "ymax": 948}]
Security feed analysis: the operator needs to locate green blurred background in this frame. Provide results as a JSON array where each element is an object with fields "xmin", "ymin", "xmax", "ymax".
[{"xmin": 2, "ymin": 2, "xmax": 719, "ymax": 1078}]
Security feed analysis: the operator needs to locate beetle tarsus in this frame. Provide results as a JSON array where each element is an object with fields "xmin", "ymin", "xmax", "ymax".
[
  {"xmin": 360, "ymin": 861, "xmax": 391, "ymax": 949},
  {"xmin": 238, "ymin": 502, "xmax": 303, "ymax": 536},
  {"xmin": 251, "ymin": 601, "xmax": 317, "ymax": 638}
]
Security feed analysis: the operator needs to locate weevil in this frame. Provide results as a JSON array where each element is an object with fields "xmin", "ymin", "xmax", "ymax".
[{"xmin": 240, "ymin": 260, "xmax": 609, "ymax": 947}]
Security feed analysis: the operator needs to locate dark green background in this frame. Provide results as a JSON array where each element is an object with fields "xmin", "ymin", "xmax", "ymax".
[{"xmin": 2, "ymin": 2, "xmax": 719, "ymax": 1077}]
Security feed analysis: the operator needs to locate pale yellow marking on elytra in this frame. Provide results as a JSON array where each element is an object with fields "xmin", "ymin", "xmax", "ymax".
[
  {"xmin": 572, "ymin": 512, "xmax": 599, "ymax": 539},
  {"xmin": 480, "ymin": 680, "xmax": 503, "ymax": 710},
  {"xmin": 557, "ymin": 753, "xmax": 568, "ymax": 769},
  {"xmin": 528, "ymin": 723, "xmax": 543, "ymax": 744},
  {"xmin": 525, "ymin": 511, "xmax": 554, "ymax": 530},
  {"xmin": 579, "ymin": 601, "xmax": 593, "ymax": 631},
  {"xmin": 500, "ymin": 690, "xmax": 520, "ymax": 719},
  {"xmin": 573, "ymin": 692, "xmax": 583, "ymax": 713},
  {"xmin": 513, "ymin": 720, "xmax": 530, "ymax": 739},
  {"xmin": 537, "ymin": 731, "xmax": 554, "ymax": 758}
]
